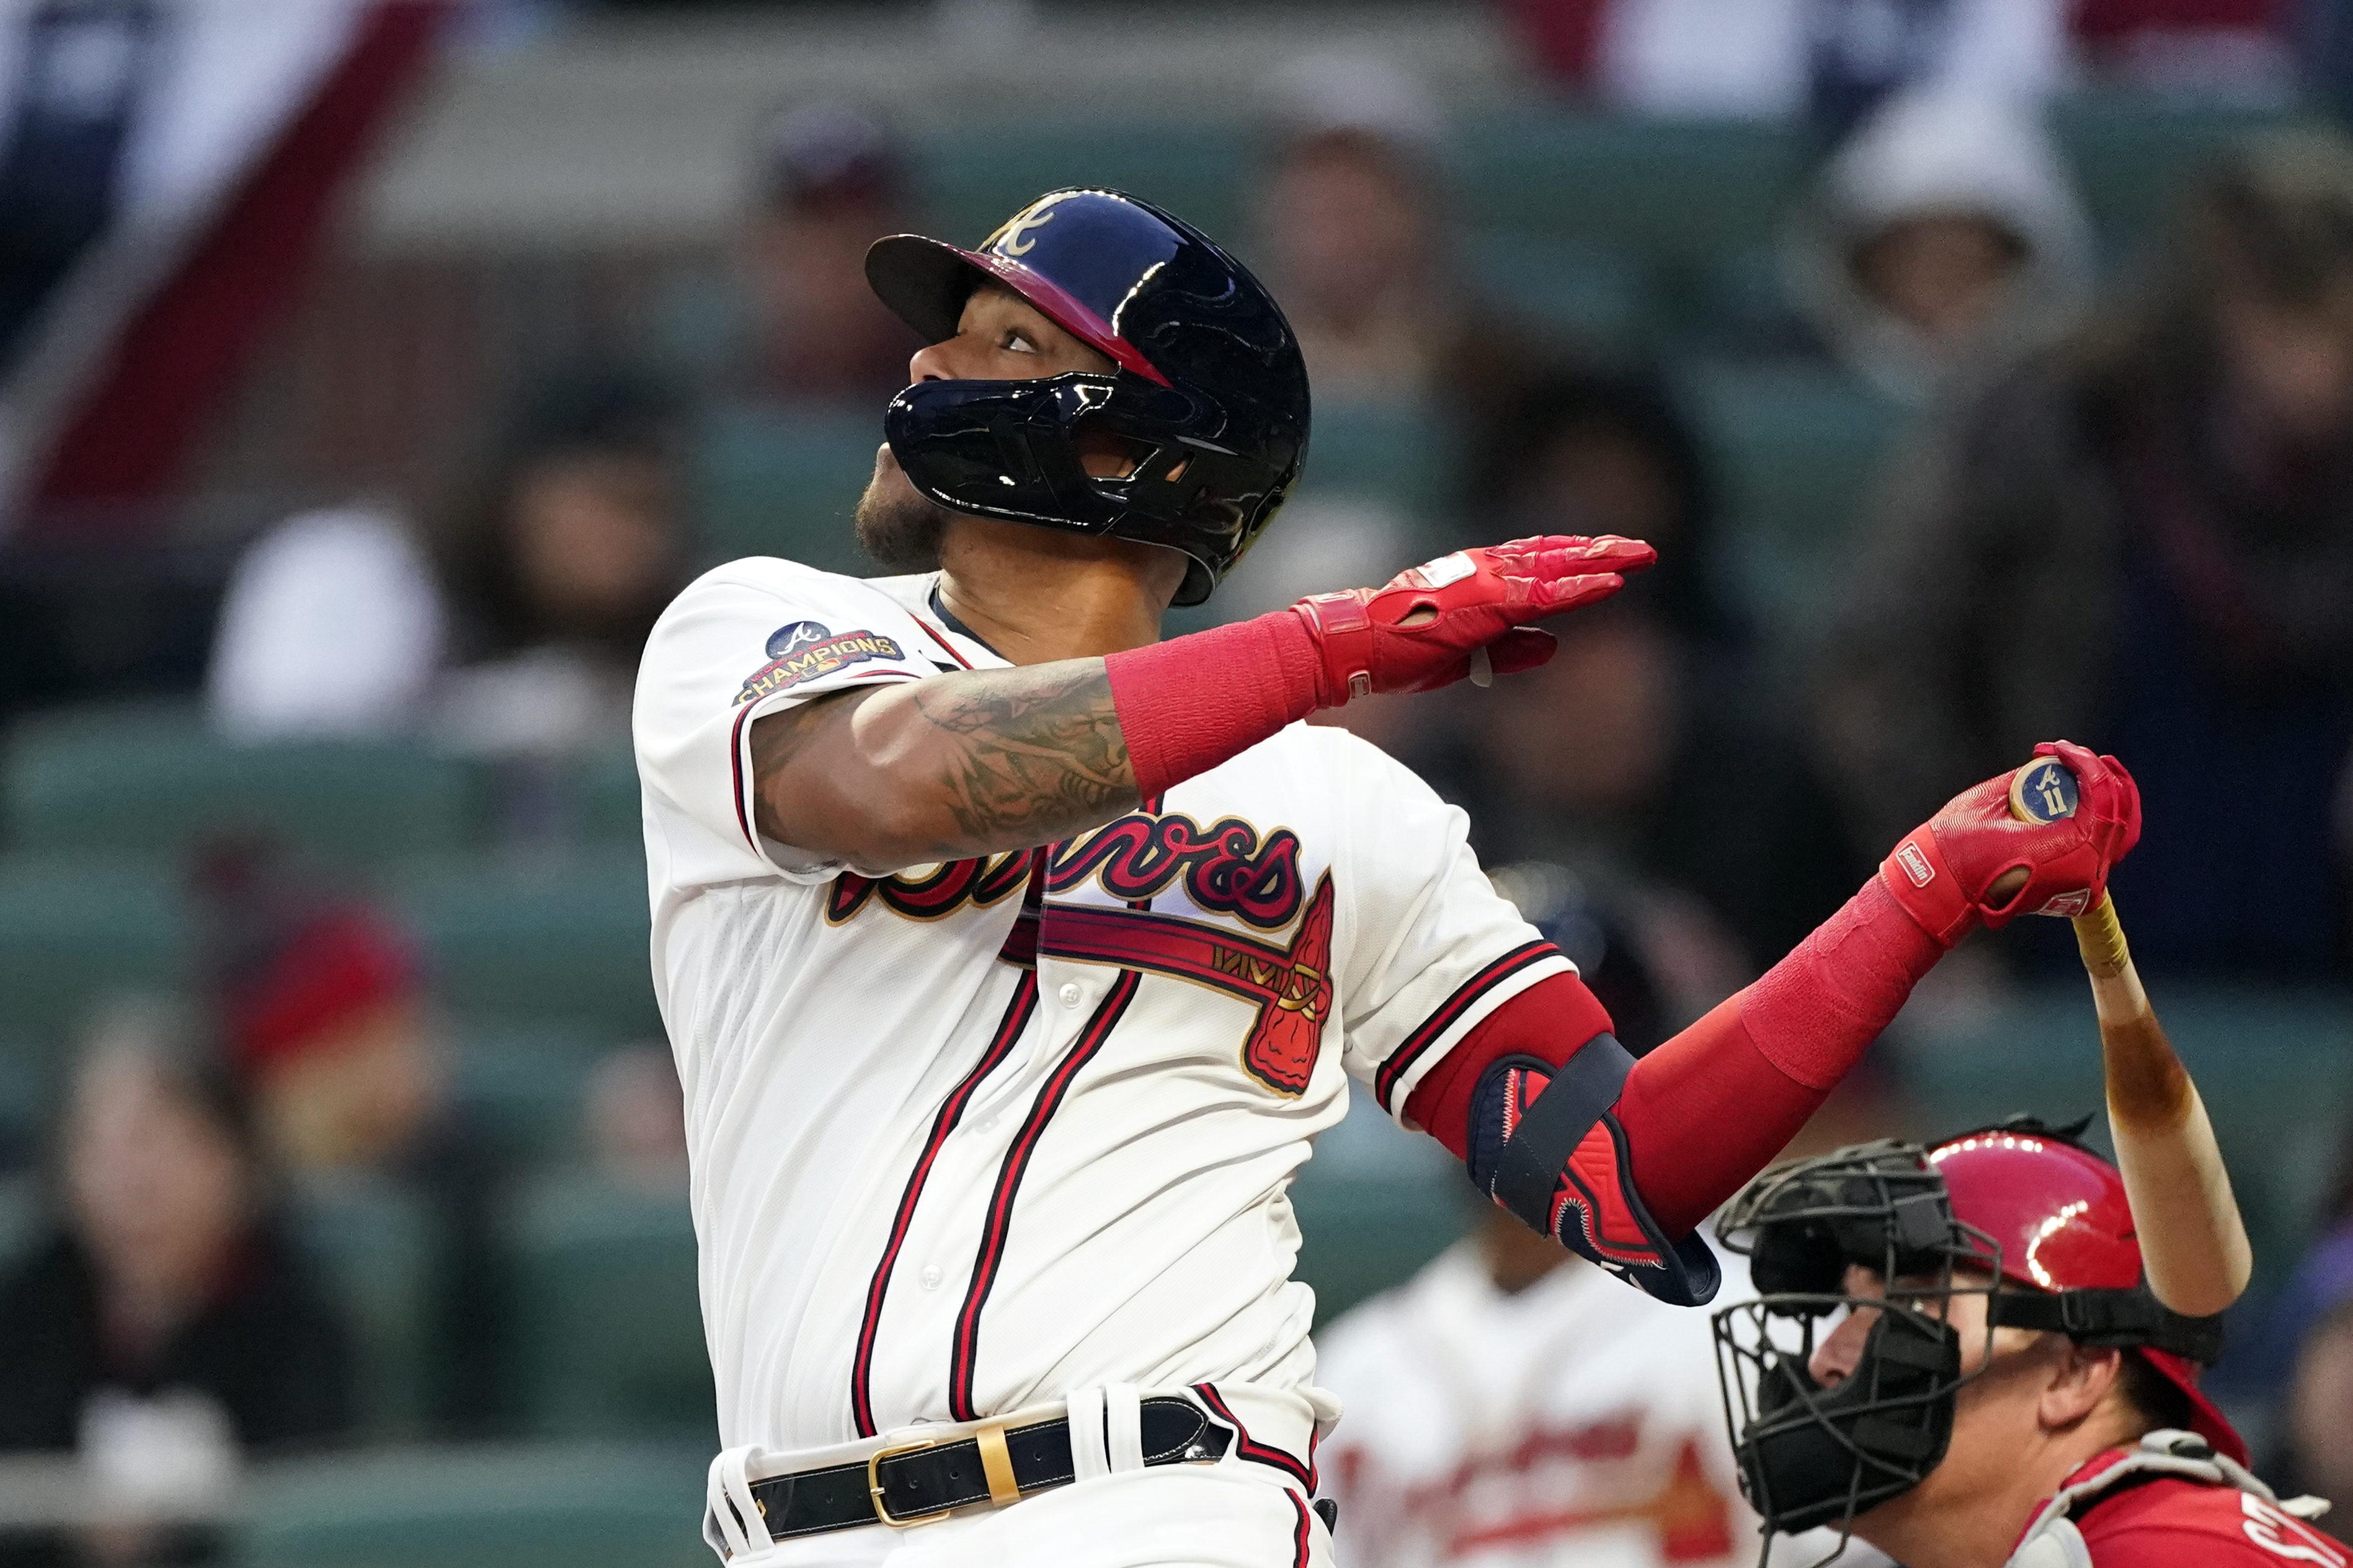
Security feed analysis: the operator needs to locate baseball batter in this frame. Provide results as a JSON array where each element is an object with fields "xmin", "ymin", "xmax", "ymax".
[{"xmin": 632, "ymin": 188, "xmax": 2143, "ymax": 1568}]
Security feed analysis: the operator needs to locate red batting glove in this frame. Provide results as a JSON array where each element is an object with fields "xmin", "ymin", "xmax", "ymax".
[
  {"xmin": 1289, "ymin": 536, "xmax": 1656, "ymax": 705},
  {"xmin": 1879, "ymin": 741, "xmax": 2143, "ymax": 947}
]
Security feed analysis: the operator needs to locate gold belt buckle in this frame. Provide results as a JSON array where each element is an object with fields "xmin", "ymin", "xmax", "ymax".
[{"xmin": 868, "ymin": 1437, "xmax": 951, "ymax": 1528}]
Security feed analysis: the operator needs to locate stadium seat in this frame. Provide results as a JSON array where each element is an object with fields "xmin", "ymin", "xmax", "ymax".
[
  {"xmin": 236, "ymin": 1443, "xmax": 711, "ymax": 1568},
  {"xmin": 1679, "ymin": 360, "xmax": 1906, "ymax": 638},
  {"xmin": 693, "ymin": 402, "xmax": 885, "ymax": 575},
  {"xmin": 0, "ymin": 853, "xmax": 185, "ymax": 1049},
  {"xmin": 390, "ymin": 852, "xmax": 660, "ymax": 1037},
  {"xmin": 915, "ymin": 123, "xmax": 1249, "ymax": 254},
  {"xmin": 506, "ymin": 1174, "xmax": 712, "ymax": 1442},
  {"xmin": 1456, "ymin": 111, "xmax": 1810, "ymax": 265},
  {"xmin": 2051, "ymin": 97, "xmax": 2289, "ymax": 255},
  {"xmin": 0, "ymin": 1174, "xmax": 42, "ymax": 1275},
  {"xmin": 1468, "ymin": 235, "xmax": 1648, "ymax": 349},
  {"xmin": 1295, "ymin": 401, "xmax": 1457, "ymax": 529},
  {"xmin": 566, "ymin": 746, "xmax": 643, "ymax": 848},
  {"xmin": 2, "ymin": 701, "xmax": 478, "ymax": 866},
  {"xmin": 289, "ymin": 1175, "xmax": 437, "ymax": 1442},
  {"xmin": 449, "ymin": 1025, "xmax": 608, "ymax": 1163}
]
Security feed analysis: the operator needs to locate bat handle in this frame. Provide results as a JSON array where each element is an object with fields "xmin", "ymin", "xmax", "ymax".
[
  {"xmin": 2073, "ymin": 894, "xmax": 2130, "ymax": 978},
  {"xmin": 2073, "ymin": 892, "xmax": 2151, "ymax": 1028}
]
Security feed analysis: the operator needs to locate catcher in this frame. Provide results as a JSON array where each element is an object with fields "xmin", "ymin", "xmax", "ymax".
[{"xmin": 1714, "ymin": 1123, "xmax": 2341, "ymax": 1568}]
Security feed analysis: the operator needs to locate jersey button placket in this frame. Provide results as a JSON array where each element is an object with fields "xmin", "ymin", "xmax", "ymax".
[{"xmin": 1057, "ymin": 981, "xmax": 1082, "ymax": 1008}]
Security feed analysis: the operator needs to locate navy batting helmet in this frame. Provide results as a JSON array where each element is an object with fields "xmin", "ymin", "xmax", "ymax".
[{"xmin": 865, "ymin": 188, "xmax": 1310, "ymax": 606}]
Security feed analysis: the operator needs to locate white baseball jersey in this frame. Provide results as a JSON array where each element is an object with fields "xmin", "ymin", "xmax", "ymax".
[
  {"xmin": 1315, "ymin": 1241, "xmax": 1894, "ymax": 1568},
  {"xmin": 633, "ymin": 557, "xmax": 1573, "ymax": 1474}
]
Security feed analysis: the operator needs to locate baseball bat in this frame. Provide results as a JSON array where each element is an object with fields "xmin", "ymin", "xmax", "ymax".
[{"xmin": 1998, "ymin": 759, "xmax": 2253, "ymax": 1318}]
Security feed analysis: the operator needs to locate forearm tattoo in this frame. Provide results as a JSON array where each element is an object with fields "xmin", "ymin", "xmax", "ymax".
[
  {"xmin": 910, "ymin": 663, "xmax": 1137, "ymax": 849},
  {"xmin": 749, "ymin": 663, "xmax": 1139, "ymax": 860}
]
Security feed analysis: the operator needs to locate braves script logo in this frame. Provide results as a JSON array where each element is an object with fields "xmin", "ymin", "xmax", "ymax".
[
  {"xmin": 824, "ymin": 813, "xmax": 1323, "ymax": 1093},
  {"xmin": 735, "ymin": 623, "xmax": 905, "ymax": 705},
  {"xmin": 1046, "ymin": 813, "xmax": 1302, "ymax": 927},
  {"xmin": 1895, "ymin": 841, "xmax": 1936, "ymax": 887},
  {"xmin": 827, "ymin": 812, "xmax": 1305, "ymax": 930},
  {"xmin": 827, "ymin": 849, "xmax": 1036, "ymax": 924}
]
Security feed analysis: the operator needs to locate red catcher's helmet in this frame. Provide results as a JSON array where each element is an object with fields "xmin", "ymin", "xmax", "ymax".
[{"xmin": 1927, "ymin": 1127, "xmax": 2245, "ymax": 1464}]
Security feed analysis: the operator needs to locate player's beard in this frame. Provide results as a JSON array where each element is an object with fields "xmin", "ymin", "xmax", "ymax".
[{"xmin": 855, "ymin": 448, "xmax": 950, "ymax": 574}]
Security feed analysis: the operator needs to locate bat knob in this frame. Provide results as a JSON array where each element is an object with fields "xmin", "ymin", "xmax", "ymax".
[{"xmin": 2009, "ymin": 756, "xmax": 2079, "ymax": 824}]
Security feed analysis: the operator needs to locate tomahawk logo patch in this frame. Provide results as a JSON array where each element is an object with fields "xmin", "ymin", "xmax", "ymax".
[
  {"xmin": 735, "ymin": 625, "xmax": 906, "ymax": 704},
  {"xmin": 767, "ymin": 620, "xmax": 830, "ymax": 658}
]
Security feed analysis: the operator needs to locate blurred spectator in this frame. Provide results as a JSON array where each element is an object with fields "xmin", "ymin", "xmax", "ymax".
[
  {"xmin": 0, "ymin": 1006, "xmax": 353, "ymax": 1568},
  {"xmin": 194, "ymin": 843, "xmax": 509, "ymax": 1436},
  {"xmin": 1819, "ymin": 129, "xmax": 2353, "ymax": 978},
  {"xmin": 2241, "ymin": 1123, "xmax": 2353, "ymax": 1532},
  {"xmin": 731, "ymin": 102, "xmax": 922, "ymax": 409},
  {"xmin": 2074, "ymin": 0, "xmax": 2299, "ymax": 100},
  {"xmin": 2279, "ymin": 1230, "xmax": 2353, "ymax": 1539},
  {"xmin": 1253, "ymin": 51, "xmax": 1547, "ymax": 417},
  {"xmin": 1800, "ymin": 0, "xmax": 2067, "ymax": 141},
  {"xmin": 583, "ymin": 1044, "xmax": 687, "ymax": 1198},
  {"xmin": 1474, "ymin": 369, "xmax": 1725, "ymax": 640},
  {"xmin": 1434, "ymin": 370, "xmax": 1861, "ymax": 981},
  {"xmin": 2305, "ymin": 0, "xmax": 2353, "ymax": 123},
  {"xmin": 1504, "ymin": 0, "xmax": 2065, "ymax": 128},
  {"xmin": 207, "ymin": 366, "xmax": 685, "ymax": 760},
  {"xmin": 1314, "ymin": 893, "xmax": 1892, "ymax": 1568},
  {"xmin": 649, "ymin": 102, "xmax": 919, "ymax": 405},
  {"xmin": 1782, "ymin": 89, "xmax": 2093, "ymax": 405}
]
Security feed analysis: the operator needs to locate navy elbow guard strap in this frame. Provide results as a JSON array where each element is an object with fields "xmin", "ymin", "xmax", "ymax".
[{"xmin": 1467, "ymin": 1034, "xmax": 1721, "ymax": 1308}]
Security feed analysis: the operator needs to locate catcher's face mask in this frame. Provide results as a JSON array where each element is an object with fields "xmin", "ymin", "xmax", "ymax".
[{"xmin": 1711, "ymin": 1141, "xmax": 2002, "ymax": 1551}]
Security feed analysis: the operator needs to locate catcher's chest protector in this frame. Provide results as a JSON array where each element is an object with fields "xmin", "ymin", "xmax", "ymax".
[{"xmin": 2004, "ymin": 1430, "xmax": 2333, "ymax": 1568}]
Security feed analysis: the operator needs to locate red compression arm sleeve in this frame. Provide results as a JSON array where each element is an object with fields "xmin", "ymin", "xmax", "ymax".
[
  {"xmin": 1404, "ymin": 972, "xmax": 1612, "ymax": 1162},
  {"xmin": 1103, "ymin": 613, "xmax": 1326, "ymax": 801},
  {"xmin": 1405, "ymin": 876, "xmax": 1942, "ymax": 1236}
]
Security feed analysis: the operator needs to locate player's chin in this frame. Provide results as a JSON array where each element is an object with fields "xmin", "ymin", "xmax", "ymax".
[{"xmin": 855, "ymin": 455, "xmax": 949, "ymax": 574}]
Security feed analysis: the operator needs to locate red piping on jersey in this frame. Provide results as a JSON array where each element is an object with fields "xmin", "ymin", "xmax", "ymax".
[
  {"xmin": 850, "ymin": 974, "xmax": 1039, "ymax": 1437},
  {"xmin": 728, "ymin": 701, "xmax": 758, "ymax": 848},
  {"xmin": 1372, "ymin": 941, "xmax": 1561, "ymax": 1113},
  {"xmin": 1191, "ymin": 1381, "xmax": 1315, "ymax": 1491},
  {"xmin": 996, "ymin": 854, "xmax": 1050, "ymax": 968},
  {"xmin": 909, "ymin": 611, "xmax": 975, "ymax": 670},
  {"xmin": 948, "ymin": 970, "xmax": 1142, "ymax": 1420},
  {"xmin": 1288, "ymin": 1487, "xmax": 1314, "ymax": 1567},
  {"xmin": 726, "ymin": 669, "xmax": 908, "ymax": 851}
]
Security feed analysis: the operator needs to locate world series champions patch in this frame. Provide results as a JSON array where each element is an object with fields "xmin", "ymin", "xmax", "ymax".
[{"xmin": 734, "ymin": 622, "xmax": 907, "ymax": 704}]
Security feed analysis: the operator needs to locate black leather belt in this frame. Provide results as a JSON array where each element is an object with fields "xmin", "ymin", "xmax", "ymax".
[{"xmin": 744, "ymin": 1396, "xmax": 1232, "ymax": 1539}]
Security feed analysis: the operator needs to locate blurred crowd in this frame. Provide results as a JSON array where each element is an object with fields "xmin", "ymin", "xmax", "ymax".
[
  {"xmin": 0, "ymin": 1, "xmax": 2351, "ymax": 1564},
  {"xmin": 0, "ymin": 838, "xmax": 686, "ymax": 1566}
]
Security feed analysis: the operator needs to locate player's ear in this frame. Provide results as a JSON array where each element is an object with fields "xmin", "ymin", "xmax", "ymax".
[{"xmin": 2037, "ymin": 1340, "xmax": 2124, "ymax": 1432}]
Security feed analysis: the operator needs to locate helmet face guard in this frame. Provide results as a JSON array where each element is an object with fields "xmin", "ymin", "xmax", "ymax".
[
  {"xmin": 1711, "ymin": 1141, "xmax": 2003, "ymax": 1544},
  {"xmin": 883, "ymin": 371, "xmax": 1294, "ymax": 604}
]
